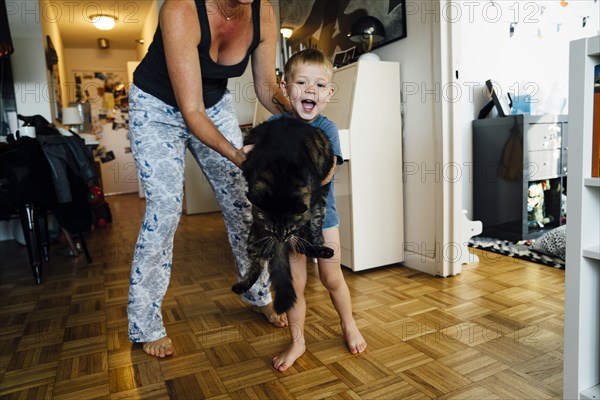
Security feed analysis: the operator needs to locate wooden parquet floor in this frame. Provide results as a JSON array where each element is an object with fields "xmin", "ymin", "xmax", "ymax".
[{"xmin": 0, "ymin": 194, "xmax": 565, "ymax": 399}]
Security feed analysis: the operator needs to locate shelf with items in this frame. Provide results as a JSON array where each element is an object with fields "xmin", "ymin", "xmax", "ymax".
[
  {"xmin": 564, "ymin": 34, "xmax": 600, "ymax": 400},
  {"xmin": 472, "ymin": 114, "xmax": 568, "ymax": 242}
]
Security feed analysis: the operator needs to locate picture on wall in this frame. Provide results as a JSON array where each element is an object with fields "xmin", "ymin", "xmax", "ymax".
[
  {"xmin": 72, "ymin": 70, "xmax": 128, "ymax": 133},
  {"xmin": 45, "ymin": 36, "xmax": 62, "ymax": 122},
  {"xmin": 280, "ymin": 0, "xmax": 407, "ymax": 59}
]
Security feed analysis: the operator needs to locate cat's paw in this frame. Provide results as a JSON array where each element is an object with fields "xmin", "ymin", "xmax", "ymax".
[
  {"xmin": 231, "ymin": 283, "xmax": 248, "ymax": 294},
  {"xmin": 300, "ymin": 245, "xmax": 334, "ymax": 259},
  {"xmin": 317, "ymin": 247, "xmax": 334, "ymax": 259}
]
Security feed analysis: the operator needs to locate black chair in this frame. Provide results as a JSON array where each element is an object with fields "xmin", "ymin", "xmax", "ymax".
[
  {"xmin": 1, "ymin": 136, "xmax": 55, "ymax": 284},
  {"xmin": 1, "ymin": 117, "xmax": 96, "ymax": 284}
]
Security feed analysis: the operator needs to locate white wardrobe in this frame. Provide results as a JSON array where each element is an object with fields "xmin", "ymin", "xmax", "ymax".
[{"xmin": 322, "ymin": 61, "xmax": 404, "ymax": 271}]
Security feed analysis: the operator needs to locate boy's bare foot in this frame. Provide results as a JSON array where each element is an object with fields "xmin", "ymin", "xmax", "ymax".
[
  {"xmin": 253, "ymin": 304, "xmax": 288, "ymax": 328},
  {"xmin": 342, "ymin": 321, "xmax": 367, "ymax": 354},
  {"xmin": 142, "ymin": 337, "xmax": 174, "ymax": 358},
  {"xmin": 273, "ymin": 341, "xmax": 306, "ymax": 372}
]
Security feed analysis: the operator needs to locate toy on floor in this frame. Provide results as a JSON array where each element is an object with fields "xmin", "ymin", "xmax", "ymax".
[
  {"xmin": 527, "ymin": 181, "xmax": 552, "ymax": 228},
  {"xmin": 88, "ymin": 186, "xmax": 112, "ymax": 228}
]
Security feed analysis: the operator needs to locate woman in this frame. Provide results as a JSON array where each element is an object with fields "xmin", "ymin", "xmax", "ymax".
[{"xmin": 127, "ymin": 0, "xmax": 289, "ymax": 357}]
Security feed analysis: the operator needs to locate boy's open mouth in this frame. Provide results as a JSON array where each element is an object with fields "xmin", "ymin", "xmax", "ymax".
[{"xmin": 301, "ymin": 99, "xmax": 316, "ymax": 112}]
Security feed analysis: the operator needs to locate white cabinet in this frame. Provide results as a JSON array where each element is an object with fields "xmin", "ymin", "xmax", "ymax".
[
  {"xmin": 98, "ymin": 117, "xmax": 140, "ymax": 196},
  {"xmin": 322, "ymin": 61, "xmax": 404, "ymax": 271},
  {"xmin": 564, "ymin": 35, "xmax": 600, "ymax": 400}
]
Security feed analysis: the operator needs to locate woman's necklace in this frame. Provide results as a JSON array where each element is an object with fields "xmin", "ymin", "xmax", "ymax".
[{"xmin": 216, "ymin": 1, "xmax": 234, "ymax": 21}]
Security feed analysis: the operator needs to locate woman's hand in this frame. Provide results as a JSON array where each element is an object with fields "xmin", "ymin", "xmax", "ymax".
[
  {"xmin": 231, "ymin": 148, "xmax": 246, "ymax": 169},
  {"xmin": 232, "ymin": 145, "xmax": 255, "ymax": 168}
]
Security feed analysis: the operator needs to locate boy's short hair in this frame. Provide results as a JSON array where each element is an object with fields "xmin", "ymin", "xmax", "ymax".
[{"xmin": 284, "ymin": 48, "xmax": 333, "ymax": 82}]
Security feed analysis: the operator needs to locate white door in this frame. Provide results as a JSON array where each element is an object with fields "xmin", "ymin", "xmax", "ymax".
[{"xmin": 439, "ymin": 0, "xmax": 482, "ymax": 276}]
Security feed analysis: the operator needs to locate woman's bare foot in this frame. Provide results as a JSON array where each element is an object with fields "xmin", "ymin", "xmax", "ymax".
[
  {"xmin": 142, "ymin": 337, "xmax": 174, "ymax": 358},
  {"xmin": 273, "ymin": 341, "xmax": 306, "ymax": 372},
  {"xmin": 342, "ymin": 321, "xmax": 367, "ymax": 354},
  {"xmin": 253, "ymin": 304, "xmax": 288, "ymax": 328}
]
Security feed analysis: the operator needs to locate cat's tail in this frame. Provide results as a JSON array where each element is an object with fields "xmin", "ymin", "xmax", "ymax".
[{"xmin": 269, "ymin": 241, "xmax": 296, "ymax": 314}]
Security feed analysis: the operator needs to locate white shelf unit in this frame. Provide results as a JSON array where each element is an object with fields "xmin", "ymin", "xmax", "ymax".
[
  {"xmin": 584, "ymin": 177, "xmax": 600, "ymax": 187},
  {"xmin": 322, "ymin": 61, "xmax": 404, "ymax": 271},
  {"xmin": 581, "ymin": 384, "xmax": 600, "ymax": 400},
  {"xmin": 564, "ymin": 35, "xmax": 600, "ymax": 400}
]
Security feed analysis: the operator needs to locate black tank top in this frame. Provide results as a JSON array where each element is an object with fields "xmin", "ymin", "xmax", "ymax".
[{"xmin": 133, "ymin": 0, "xmax": 261, "ymax": 109}]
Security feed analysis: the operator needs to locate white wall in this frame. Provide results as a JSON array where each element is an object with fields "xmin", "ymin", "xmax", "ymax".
[
  {"xmin": 8, "ymin": 0, "xmax": 55, "ymax": 123},
  {"xmin": 373, "ymin": 1, "xmax": 440, "ymax": 260},
  {"xmin": 10, "ymin": 36, "xmax": 52, "ymax": 123},
  {"xmin": 137, "ymin": 0, "xmax": 160, "ymax": 60},
  {"xmin": 457, "ymin": 0, "xmax": 600, "ymax": 217}
]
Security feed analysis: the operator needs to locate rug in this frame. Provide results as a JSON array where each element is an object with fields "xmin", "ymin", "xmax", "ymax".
[{"xmin": 468, "ymin": 236, "xmax": 565, "ymax": 269}]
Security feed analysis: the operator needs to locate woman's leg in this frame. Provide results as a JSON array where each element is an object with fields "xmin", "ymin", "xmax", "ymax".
[
  {"xmin": 127, "ymin": 85, "xmax": 188, "ymax": 356},
  {"xmin": 188, "ymin": 93, "xmax": 286, "ymax": 327},
  {"xmin": 318, "ymin": 228, "xmax": 367, "ymax": 354},
  {"xmin": 273, "ymin": 249, "xmax": 308, "ymax": 371}
]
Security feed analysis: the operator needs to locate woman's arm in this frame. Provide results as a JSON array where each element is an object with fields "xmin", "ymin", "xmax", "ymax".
[
  {"xmin": 251, "ymin": 1, "xmax": 290, "ymax": 115},
  {"xmin": 160, "ymin": 0, "xmax": 245, "ymax": 167}
]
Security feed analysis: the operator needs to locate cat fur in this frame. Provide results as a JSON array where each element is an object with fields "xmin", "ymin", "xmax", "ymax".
[{"xmin": 231, "ymin": 118, "xmax": 335, "ymax": 314}]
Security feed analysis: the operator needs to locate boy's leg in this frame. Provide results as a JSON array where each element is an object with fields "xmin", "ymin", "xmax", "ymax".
[
  {"xmin": 273, "ymin": 250, "xmax": 308, "ymax": 371},
  {"xmin": 318, "ymin": 228, "xmax": 367, "ymax": 354}
]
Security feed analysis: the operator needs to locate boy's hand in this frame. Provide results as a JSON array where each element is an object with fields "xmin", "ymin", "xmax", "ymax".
[
  {"xmin": 321, "ymin": 156, "xmax": 336, "ymax": 185},
  {"xmin": 242, "ymin": 144, "xmax": 255, "ymax": 154}
]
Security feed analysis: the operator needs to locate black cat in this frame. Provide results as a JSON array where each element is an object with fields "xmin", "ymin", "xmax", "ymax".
[{"xmin": 231, "ymin": 118, "xmax": 335, "ymax": 314}]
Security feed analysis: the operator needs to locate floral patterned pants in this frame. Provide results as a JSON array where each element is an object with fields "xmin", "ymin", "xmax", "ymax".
[{"xmin": 127, "ymin": 84, "xmax": 271, "ymax": 343}]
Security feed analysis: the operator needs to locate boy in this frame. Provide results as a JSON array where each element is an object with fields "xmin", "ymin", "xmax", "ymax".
[{"xmin": 268, "ymin": 48, "xmax": 367, "ymax": 372}]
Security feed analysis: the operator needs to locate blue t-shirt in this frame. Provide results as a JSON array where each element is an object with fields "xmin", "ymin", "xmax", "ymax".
[{"xmin": 267, "ymin": 113, "xmax": 341, "ymax": 229}]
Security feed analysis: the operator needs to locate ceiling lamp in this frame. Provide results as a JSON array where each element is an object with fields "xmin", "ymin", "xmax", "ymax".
[{"xmin": 91, "ymin": 15, "xmax": 117, "ymax": 31}]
